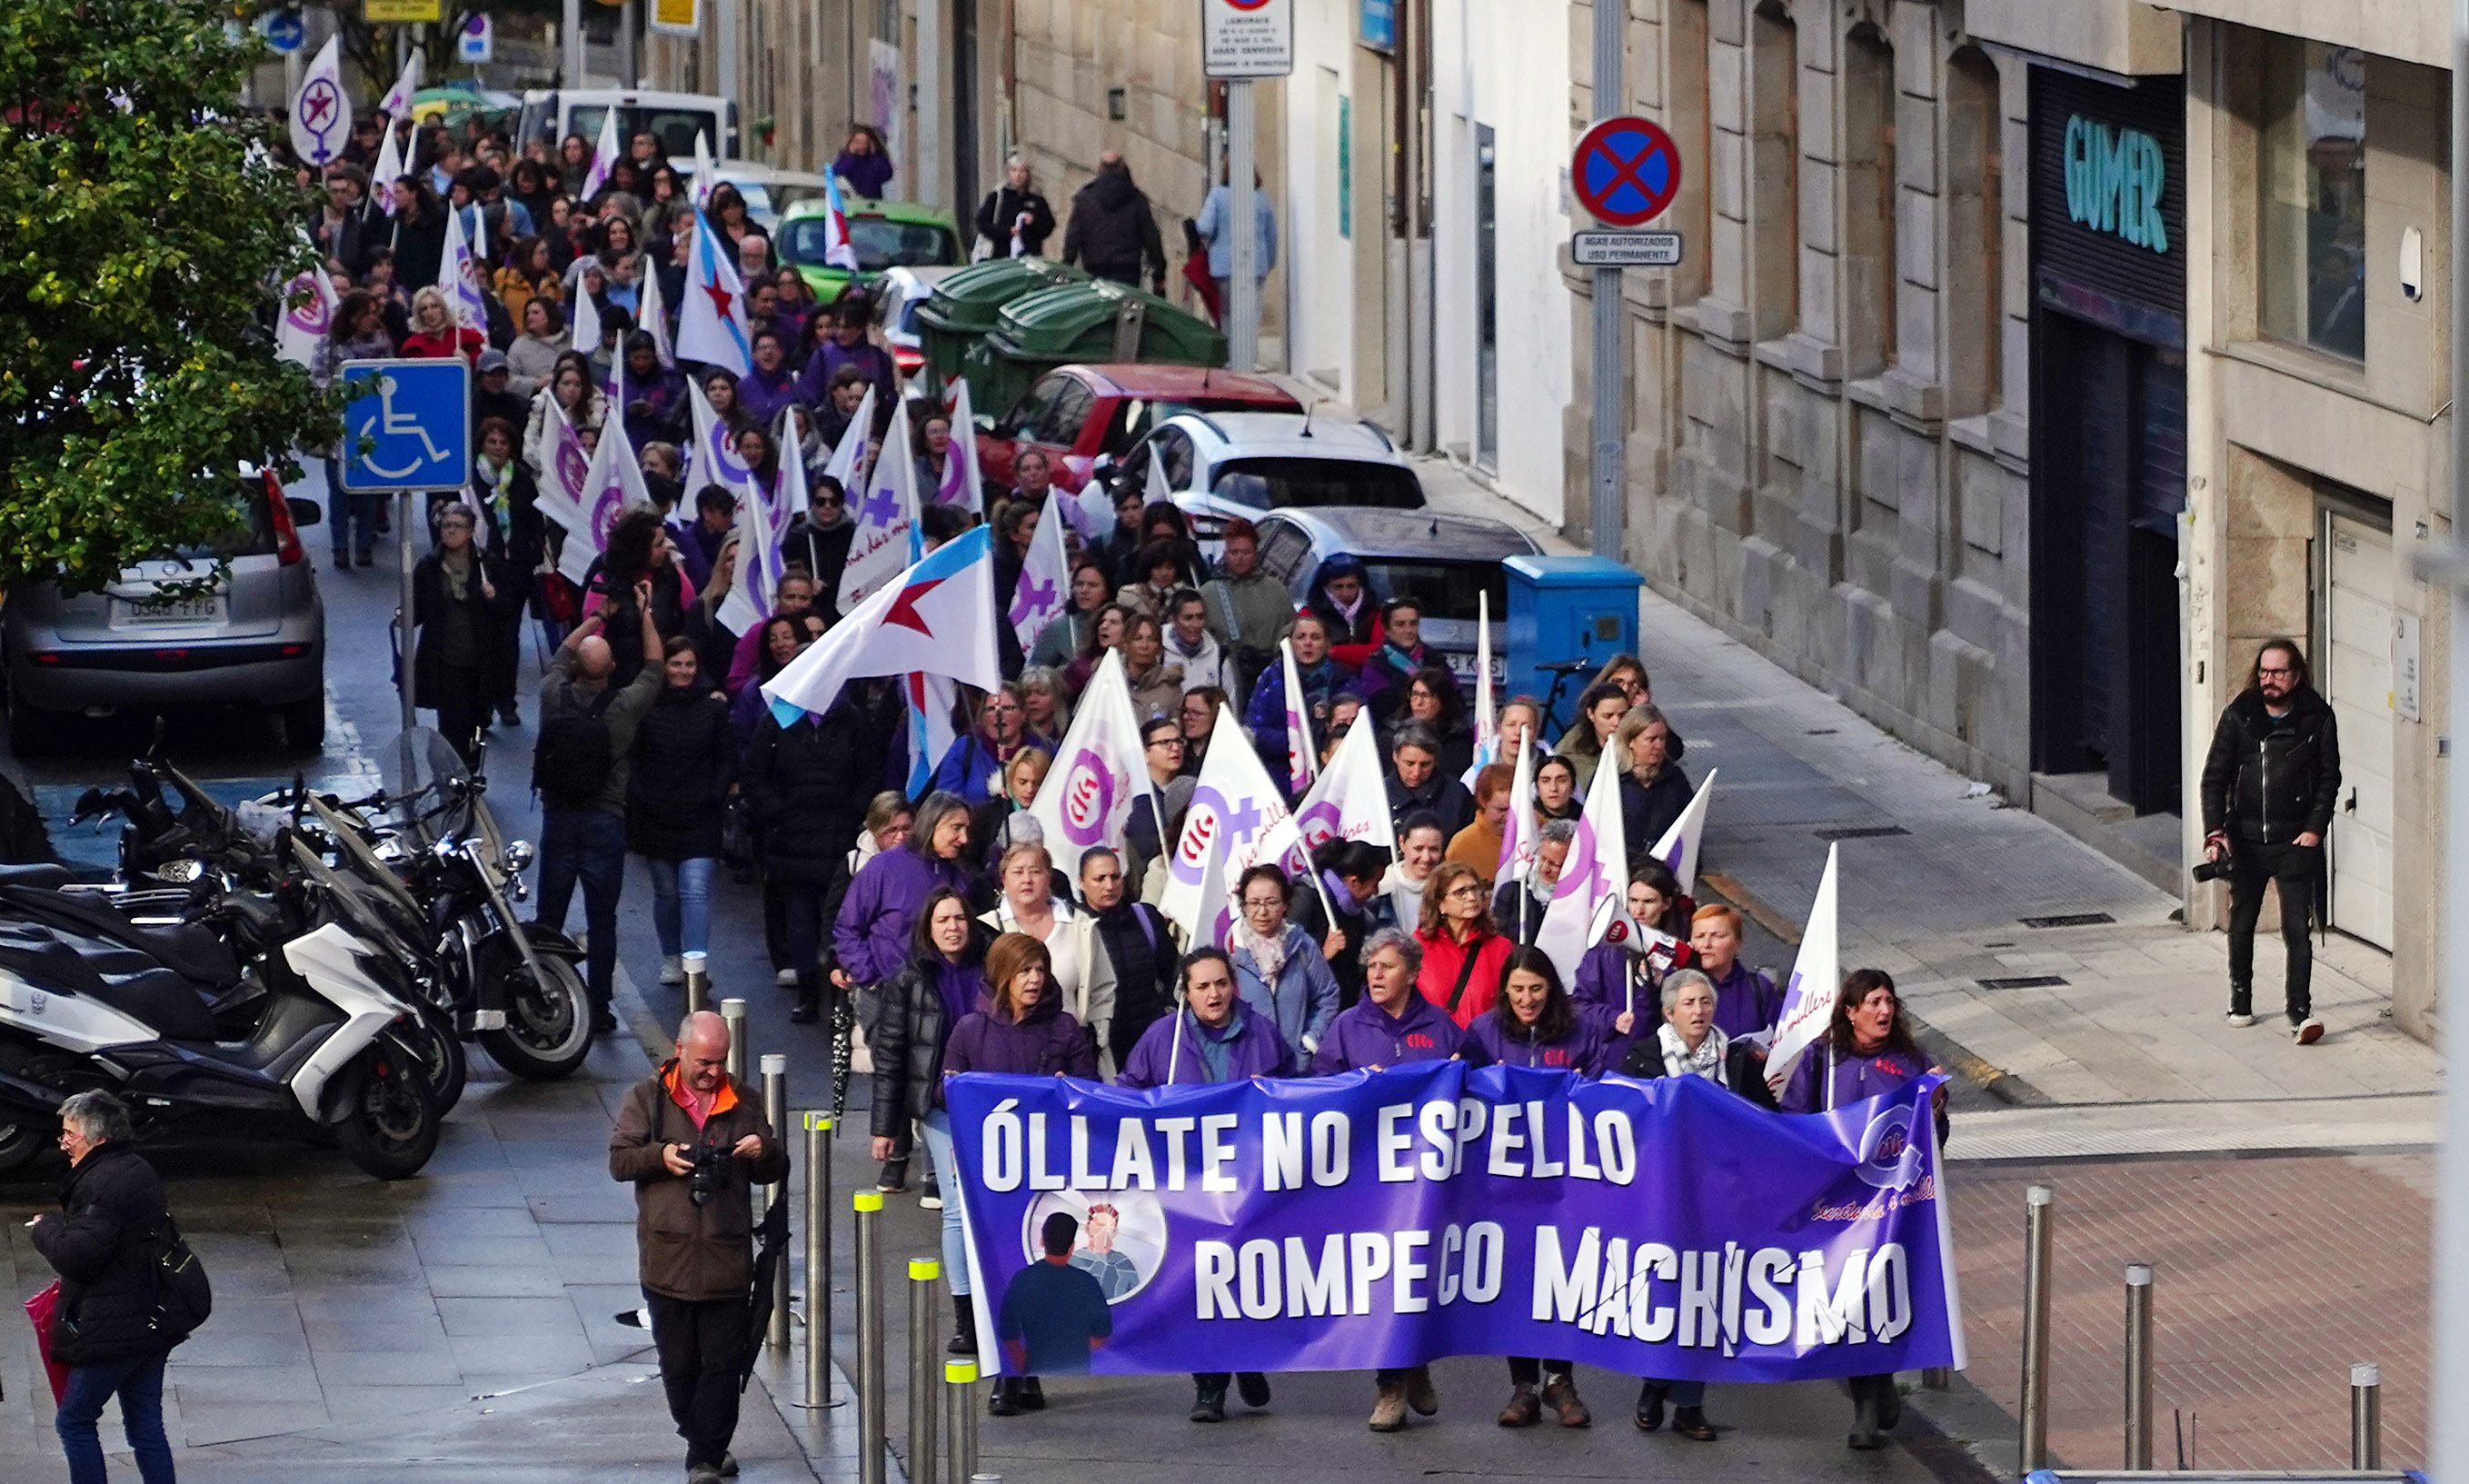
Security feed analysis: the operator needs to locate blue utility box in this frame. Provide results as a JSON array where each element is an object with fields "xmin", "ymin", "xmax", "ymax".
[{"xmin": 1504, "ymin": 554, "xmax": 1646, "ymax": 713}]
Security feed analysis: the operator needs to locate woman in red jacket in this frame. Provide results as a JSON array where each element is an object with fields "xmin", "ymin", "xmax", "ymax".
[
  {"xmin": 399, "ymin": 284, "xmax": 483, "ymax": 364},
  {"xmin": 1413, "ymin": 861, "xmax": 1515, "ymax": 1025}
]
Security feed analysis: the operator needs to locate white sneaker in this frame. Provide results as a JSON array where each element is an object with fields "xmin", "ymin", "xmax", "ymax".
[
  {"xmin": 774, "ymin": 968, "xmax": 798, "ymax": 988},
  {"xmin": 659, "ymin": 955, "xmax": 683, "ymax": 987},
  {"xmin": 2294, "ymin": 1015, "xmax": 2325, "ymax": 1045},
  {"xmin": 2225, "ymin": 1011, "xmax": 2255, "ymax": 1028}
]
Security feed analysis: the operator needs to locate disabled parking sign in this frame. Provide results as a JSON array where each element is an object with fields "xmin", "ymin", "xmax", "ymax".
[{"xmin": 339, "ymin": 359, "xmax": 471, "ymax": 492}]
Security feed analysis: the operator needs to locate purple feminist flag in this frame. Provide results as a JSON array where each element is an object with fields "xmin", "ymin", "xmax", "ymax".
[{"xmin": 946, "ymin": 1063, "xmax": 1964, "ymax": 1381}]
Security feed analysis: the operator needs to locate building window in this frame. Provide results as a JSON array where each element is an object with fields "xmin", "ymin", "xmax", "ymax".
[
  {"xmin": 1749, "ymin": 2, "xmax": 1798, "ymax": 338},
  {"xmin": 2258, "ymin": 37, "xmax": 2366, "ymax": 363},
  {"xmin": 1843, "ymin": 23, "xmax": 1897, "ymax": 377},
  {"xmin": 1946, "ymin": 46, "xmax": 2002, "ymax": 415}
]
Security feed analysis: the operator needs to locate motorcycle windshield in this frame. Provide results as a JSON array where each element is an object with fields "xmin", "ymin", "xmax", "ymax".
[
  {"xmin": 287, "ymin": 835, "xmax": 420, "ymax": 963},
  {"xmin": 380, "ymin": 728, "xmax": 476, "ymax": 851},
  {"xmin": 305, "ymin": 794, "xmax": 425, "ymax": 931}
]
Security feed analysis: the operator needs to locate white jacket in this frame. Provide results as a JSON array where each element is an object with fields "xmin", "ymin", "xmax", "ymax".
[
  {"xmin": 979, "ymin": 897, "xmax": 1121, "ymax": 1079},
  {"xmin": 1162, "ymin": 628, "xmax": 1237, "ymax": 695}
]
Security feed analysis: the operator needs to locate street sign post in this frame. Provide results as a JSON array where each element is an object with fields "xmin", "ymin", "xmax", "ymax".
[
  {"xmin": 1203, "ymin": 0, "xmax": 1292, "ymax": 376},
  {"xmin": 257, "ymin": 9, "xmax": 305, "ymax": 54},
  {"xmin": 1572, "ymin": 105, "xmax": 1684, "ymax": 563},
  {"xmin": 340, "ymin": 359, "xmax": 470, "ymax": 732},
  {"xmin": 457, "ymin": 14, "xmax": 493, "ymax": 64},
  {"xmin": 1572, "ymin": 230, "xmax": 1684, "ymax": 267}
]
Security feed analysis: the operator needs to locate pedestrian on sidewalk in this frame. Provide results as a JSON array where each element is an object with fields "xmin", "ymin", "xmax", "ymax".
[
  {"xmin": 1060, "ymin": 152, "xmax": 1166, "ymax": 294},
  {"xmin": 974, "ymin": 154, "xmax": 1055, "ymax": 258},
  {"xmin": 609, "ymin": 1011, "xmax": 789, "ymax": 1484},
  {"xmin": 1193, "ymin": 168, "xmax": 1278, "ymax": 324},
  {"xmin": 1776, "ymin": 968, "xmax": 1946, "ymax": 1451},
  {"xmin": 1116, "ymin": 948, "xmax": 1288, "ymax": 1422},
  {"xmin": 629, "ymin": 637, "xmax": 733, "ymax": 991},
  {"xmin": 870, "ymin": 889, "xmax": 994, "ymax": 1320},
  {"xmin": 2199, "ymin": 637, "xmax": 2338, "ymax": 1043},
  {"xmin": 411, "ymin": 503, "xmax": 520, "ymax": 765},
  {"xmin": 33, "ymin": 1091, "xmax": 183, "ymax": 1484},
  {"xmin": 1310, "ymin": 930, "xmax": 1470, "ymax": 1432},
  {"xmin": 533, "ymin": 602, "xmax": 664, "ymax": 1036}
]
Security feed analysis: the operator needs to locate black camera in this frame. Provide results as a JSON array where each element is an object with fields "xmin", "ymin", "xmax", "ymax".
[
  {"xmin": 686, "ymin": 1142, "xmax": 732, "ymax": 1208},
  {"xmin": 2191, "ymin": 858, "xmax": 2230, "ymax": 885}
]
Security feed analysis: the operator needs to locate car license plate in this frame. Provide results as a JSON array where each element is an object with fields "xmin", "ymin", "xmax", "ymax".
[
  {"xmin": 1442, "ymin": 650, "xmax": 1507, "ymax": 687},
  {"xmin": 115, "ymin": 595, "xmax": 224, "ymax": 625}
]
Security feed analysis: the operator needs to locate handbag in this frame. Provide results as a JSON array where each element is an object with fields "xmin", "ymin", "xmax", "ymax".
[
  {"xmin": 720, "ymin": 793, "xmax": 759, "ymax": 872},
  {"xmin": 148, "ymin": 1213, "xmax": 213, "ymax": 1345},
  {"xmin": 25, "ymin": 1280, "xmax": 68, "ymax": 1403},
  {"xmin": 1443, "ymin": 940, "xmax": 1486, "ymax": 1015}
]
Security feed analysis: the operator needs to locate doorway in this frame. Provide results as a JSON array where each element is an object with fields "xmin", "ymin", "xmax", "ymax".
[
  {"xmin": 1475, "ymin": 123, "xmax": 1498, "ymax": 470},
  {"xmin": 2318, "ymin": 505, "xmax": 2395, "ymax": 949}
]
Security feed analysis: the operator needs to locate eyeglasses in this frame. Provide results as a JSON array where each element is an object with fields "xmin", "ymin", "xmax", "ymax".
[
  {"xmin": 2258, "ymin": 665, "xmax": 2295, "ymax": 677},
  {"xmin": 1146, "ymin": 737, "xmax": 1181, "ymax": 751},
  {"xmin": 1444, "ymin": 884, "xmax": 1484, "ymax": 901},
  {"xmin": 1240, "ymin": 897, "xmax": 1282, "ymax": 911}
]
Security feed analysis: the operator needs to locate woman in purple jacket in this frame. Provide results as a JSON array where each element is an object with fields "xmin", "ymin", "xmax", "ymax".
[
  {"xmin": 838, "ymin": 792, "xmax": 978, "ymax": 1190},
  {"xmin": 1116, "ymin": 948, "xmax": 1289, "ymax": 1425},
  {"xmin": 1469, "ymin": 948, "xmax": 1601, "ymax": 1430},
  {"xmin": 944, "ymin": 931, "xmax": 1099, "ymax": 1417},
  {"xmin": 1776, "ymin": 968, "xmax": 1947, "ymax": 1451},
  {"xmin": 1309, "ymin": 928, "xmax": 1474, "ymax": 1434}
]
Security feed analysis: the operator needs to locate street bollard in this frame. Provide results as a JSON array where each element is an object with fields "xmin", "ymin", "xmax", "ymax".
[
  {"xmin": 762, "ymin": 1054, "xmax": 790, "ymax": 1350},
  {"xmin": 2019, "ymin": 1184, "xmax": 2056, "ymax": 1475},
  {"xmin": 943, "ymin": 1360, "xmax": 980, "ymax": 1484},
  {"xmin": 2124, "ymin": 1263, "xmax": 2154, "ymax": 1469},
  {"xmin": 1922, "ymin": 1367, "xmax": 1951, "ymax": 1390},
  {"xmin": 802, "ymin": 1113, "xmax": 834, "ymax": 1409},
  {"xmin": 722, "ymin": 997, "xmax": 748, "ymax": 1083},
  {"xmin": 682, "ymin": 951, "xmax": 709, "ymax": 1014},
  {"xmin": 908, "ymin": 1260, "xmax": 941, "ymax": 1482},
  {"xmin": 2351, "ymin": 1362, "xmax": 2382, "ymax": 1469},
  {"xmin": 854, "ymin": 1192, "xmax": 886, "ymax": 1484}
]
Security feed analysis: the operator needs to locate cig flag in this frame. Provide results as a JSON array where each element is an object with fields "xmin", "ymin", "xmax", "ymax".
[
  {"xmin": 934, "ymin": 378, "xmax": 983, "ymax": 507},
  {"xmin": 275, "ymin": 261, "xmax": 339, "ymax": 370},
  {"xmin": 636, "ymin": 264, "xmax": 675, "ymax": 366},
  {"xmin": 441, "ymin": 205, "xmax": 486, "ymax": 332},
  {"xmin": 823, "ymin": 385, "xmax": 877, "ymax": 492},
  {"xmin": 287, "ymin": 35, "xmax": 351, "ymax": 167},
  {"xmin": 683, "ymin": 376, "xmax": 752, "ymax": 498},
  {"xmin": 762, "ymin": 526, "xmax": 1002, "ymax": 723},
  {"xmin": 377, "ymin": 48, "xmax": 422, "ymax": 118},
  {"xmin": 1006, "ymin": 489, "xmax": 1070, "ymax": 652},
  {"xmin": 371, "ymin": 124, "xmax": 404, "ymax": 216},
  {"xmin": 554, "ymin": 411, "xmax": 655, "ymax": 583},
  {"xmin": 1278, "ymin": 638, "xmax": 1316, "ymax": 797},
  {"xmin": 1160, "ymin": 702, "xmax": 1292, "ymax": 941},
  {"xmin": 1253, "ymin": 712, "xmax": 1395, "ymax": 868},
  {"xmin": 1497, "ymin": 733, "xmax": 1538, "ymax": 883},
  {"xmin": 1472, "ymin": 589, "xmax": 1498, "ymax": 770},
  {"xmin": 1764, "ymin": 844, "xmax": 1843, "ymax": 1091},
  {"xmin": 717, "ymin": 412, "xmax": 805, "ymax": 637},
  {"xmin": 840, "ymin": 397, "xmax": 922, "ymax": 609},
  {"xmin": 1648, "ymin": 770, "xmax": 1718, "ymax": 898},
  {"xmin": 580, "ymin": 105, "xmax": 621, "ymax": 202},
  {"xmin": 1027, "ymin": 651, "xmax": 1152, "ymax": 884},
  {"xmin": 691, "ymin": 129, "xmax": 718, "ymax": 208},
  {"xmin": 1535, "ymin": 742, "xmax": 1631, "ymax": 985}
]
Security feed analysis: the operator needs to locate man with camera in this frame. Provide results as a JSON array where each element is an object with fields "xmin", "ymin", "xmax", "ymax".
[
  {"xmin": 611, "ymin": 1011, "xmax": 790, "ymax": 1483},
  {"xmin": 2198, "ymin": 638, "xmax": 2341, "ymax": 1044}
]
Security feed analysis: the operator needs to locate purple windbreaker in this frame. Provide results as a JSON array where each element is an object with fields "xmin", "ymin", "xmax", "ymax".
[
  {"xmin": 1466, "ymin": 1012, "xmax": 1609, "ymax": 1076},
  {"xmin": 1776, "ymin": 1041, "xmax": 1927, "ymax": 1113},
  {"xmin": 1707, "ymin": 960, "xmax": 1783, "ymax": 1041},
  {"xmin": 832, "ymin": 849, "xmax": 974, "ymax": 985},
  {"xmin": 943, "ymin": 991, "xmax": 1098, "ymax": 1080},
  {"xmin": 1116, "ymin": 1006, "xmax": 1292, "ymax": 1089},
  {"xmin": 1309, "ymin": 991, "xmax": 1467, "ymax": 1074}
]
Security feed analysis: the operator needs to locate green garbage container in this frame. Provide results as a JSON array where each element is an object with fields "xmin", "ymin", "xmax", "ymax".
[
  {"xmin": 966, "ymin": 281, "xmax": 1229, "ymax": 426},
  {"xmin": 912, "ymin": 256, "xmax": 1089, "ymax": 396}
]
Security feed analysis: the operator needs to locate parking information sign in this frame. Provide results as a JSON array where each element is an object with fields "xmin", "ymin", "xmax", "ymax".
[
  {"xmin": 1202, "ymin": 0, "xmax": 1295, "ymax": 79},
  {"xmin": 1572, "ymin": 230, "xmax": 1683, "ymax": 266},
  {"xmin": 339, "ymin": 360, "xmax": 471, "ymax": 493}
]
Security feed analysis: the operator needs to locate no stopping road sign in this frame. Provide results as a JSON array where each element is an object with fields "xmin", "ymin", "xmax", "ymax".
[{"xmin": 1571, "ymin": 115, "xmax": 1682, "ymax": 230}]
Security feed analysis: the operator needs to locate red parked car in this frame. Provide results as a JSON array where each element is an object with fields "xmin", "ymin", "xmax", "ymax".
[{"xmin": 975, "ymin": 364, "xmax": 1302, "ymax": 494}]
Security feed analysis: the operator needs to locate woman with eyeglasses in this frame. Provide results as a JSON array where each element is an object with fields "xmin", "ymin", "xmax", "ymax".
[
  {"xmin": 1227, "ymin": 865, "xmax": 1342, "ymax": 1057},
  {"xmin": 1414, "ymin": 861, "xmax": 1514, "ymax": 1026}
]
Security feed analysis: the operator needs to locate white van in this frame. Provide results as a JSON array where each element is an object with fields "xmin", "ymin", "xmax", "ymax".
[{"xmin": 514, "ymin": 88, "xmax": 737, "ymax": 169}]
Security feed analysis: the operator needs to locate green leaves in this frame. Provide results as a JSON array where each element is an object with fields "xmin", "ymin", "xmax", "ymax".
[{"xmin": 0, "ymin": 0, "xmax": 343, "ymax": 593}]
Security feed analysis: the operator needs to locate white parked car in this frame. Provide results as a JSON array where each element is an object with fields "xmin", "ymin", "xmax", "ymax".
[
  {"xmin": 1123, "ymin": 411, "xmax": 1425, "ymax": 547},
  {"xmin": 871, "ymin": 265, "xmax": 968, "ymax": 380}
]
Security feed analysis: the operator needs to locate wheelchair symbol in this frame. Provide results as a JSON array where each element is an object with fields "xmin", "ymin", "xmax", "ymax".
[{"xmin": 355, "ymin": 374, "xmax": 453, "ymax": 481}]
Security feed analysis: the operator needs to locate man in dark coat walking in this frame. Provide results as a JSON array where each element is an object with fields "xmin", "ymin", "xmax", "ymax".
[
  {"xmin": 610, "ymin": 1012, "xmax": 790, "ymax": 1484},
  {"xmin": 2199, "ymin": 637, "xmax": 2341, "ymax": 1043},
  {"xmin": 1061, "ymin": 153, "xmax": 1166, "ymax": 293},
  {"xmin": 31, "ymin": 1090, "xmax": 182, "ymax": 1484}
]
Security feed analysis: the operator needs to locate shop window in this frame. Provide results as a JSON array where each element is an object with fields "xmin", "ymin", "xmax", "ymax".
[
  {"xmin": 1945, "ymin": 47, "xmax": 2002, "ymax": 415},
  {"xmin": 2258, "ymin": 37, "xmax": 2366, "ymax": 363},
  {"xmin": 1749, "ymin": 2, "xmax": 1798, "ymax": 337},
  {"xmin": 1842, "ymin": 24, "xmax": 1897, "ymax": 377}
]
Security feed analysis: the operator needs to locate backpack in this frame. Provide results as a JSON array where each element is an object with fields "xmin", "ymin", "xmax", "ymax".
[
  {"xmin": 534, "ymin": 683, "xmax": 619, "ymax": 809},
  {"xmin": 148, "ymin": 1213, "xmax": 213, "ymax": 1346}
]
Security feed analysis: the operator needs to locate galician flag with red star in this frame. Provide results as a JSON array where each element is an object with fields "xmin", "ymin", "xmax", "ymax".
[
  {"xmin": 761, "ymin": 526, "xmax": 1001, "ymax": 726},
  {"xmin": 676, "ymin": 214, "xmax": 751, "ymax": 376}
]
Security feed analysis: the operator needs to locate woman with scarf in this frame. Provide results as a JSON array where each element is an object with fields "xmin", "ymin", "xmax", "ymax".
[
  {"xmin": 1029, "ymin": 560, "xmax": 1112, "ymax": 670},
  {"xmin": 1470, "ymin": 948, "xmax": 1606, "ymax": 1429},
  {"xmin": 1616, "ymin": 967, "xmax": 1768, "ymax": 1442},
  {"xmin": 968, "ymin": 747, "xmax": 1051, "ymax": 870},
  {"xmin": 410, "ymin": 504, "xmax": 518, "ymax": 764},
  {"xmin": 1228, "ymin": 865, "xmax": 1342, "ymax": 1057},
  {"xmin": 978, "ymin": 840, "xmax": 1116, "ymax": 1077},
  {"xmin": 1242, "ymin": 612, "xmax": 1356, "ymax": 784},
  {"xmin": 867, "ymin": 890, "xmax": 995, "ymax": 1344}
]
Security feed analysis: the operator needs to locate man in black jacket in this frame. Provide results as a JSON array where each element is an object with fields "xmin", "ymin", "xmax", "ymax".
[
  {"xmin": 1061, "ymin": 153, "xmax": 1167, "ymax": 292},
  {"xmin": 31, "ymin": 1091, "xmax": 181, "ymax": 1483},
  {"xmin": 2198, "ymin": 638, "xmax": 2341, "ymax": 1042}
]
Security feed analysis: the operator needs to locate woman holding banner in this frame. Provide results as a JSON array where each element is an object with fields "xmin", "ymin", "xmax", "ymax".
[
  {"xmin": 1776, "ymin": 968, "xmax": 1948, "ymax": 1450},
  {"xmin": 1310, "ymin": 929, "xmax": 1472, "ymax": 1431},
  {"xmin": 1117, "ymin": 948, "xmax": 1290, "ymax": 1424},
  {"xmin": 1617, "ymin": 966, "xmax": 1762, "ymax": 1442},
  {"xmin": 1573, "ymin": 862, "xmax": 1696, "ymax": 1059},
  {"xmin": 868, "ymin": 890, "xmax": 994, "ymax": 1354},
  {"xmin": 1415, "ymin": 862, "xmax": 1514, "ymax": 1026},
  {"xmin": 980, "ymin": 840, "xmax": 1115, "ymax": 1076},
  {"xmin": 944, "ymin": 932, "xmax": 1100, "ymax": 1416},
  {"xmin": 1470, "ymin": 948, "xmax": 1605, "ymax": 1429},
  {"xmin": 1687, "ymin": 905, "xmax": 1783, "ymax": 1041}
]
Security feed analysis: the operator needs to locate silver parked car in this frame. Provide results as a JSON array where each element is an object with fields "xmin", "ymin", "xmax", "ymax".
[
  {"xmin": 1250, "ymin": 507, "xmax": 1538, "ymax": 690},
  {"xmin": 5, "ymin": 468, "xmax": 326, "ymax": 754}
]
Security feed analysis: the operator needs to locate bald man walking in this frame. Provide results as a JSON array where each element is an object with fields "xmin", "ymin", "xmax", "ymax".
[{"xmin": 612, "ymin": 1012, "xmax": 790, "ymax": 1484}]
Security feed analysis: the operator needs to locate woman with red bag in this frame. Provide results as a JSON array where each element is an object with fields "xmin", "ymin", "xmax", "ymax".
[{"xmin": 29, "ymin": 1091, "xmax": 183, "ymax": 1483}]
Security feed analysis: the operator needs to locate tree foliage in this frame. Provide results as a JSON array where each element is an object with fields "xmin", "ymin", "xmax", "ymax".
[{"xmin": 0, "ymin": 0, "xmax": 339, "ymax": 593}]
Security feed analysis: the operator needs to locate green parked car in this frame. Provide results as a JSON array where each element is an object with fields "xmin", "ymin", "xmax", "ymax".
[{"xmin": 776, "ymin": 197, "xmax": 965, "ymax": 303}]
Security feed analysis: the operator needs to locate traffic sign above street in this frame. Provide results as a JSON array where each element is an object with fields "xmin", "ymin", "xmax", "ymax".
[
  {"xmin": 339, "ymin": 359, "xmax": 471, "ymax": 493},
  {"xmin": 1571, "ymin": 115, "xmax": 1682, "ymax": 229},
  {"xmin": 256, "ymin": 8, "xmax": 305, "ymax": 54},
  {"xmin": 1572, "ymin": 230, "xmax": 1684, "ymax": 267},
  {"xmin": 1203, "ymin": 0, "xmax": 1295, "ymax": 79}
]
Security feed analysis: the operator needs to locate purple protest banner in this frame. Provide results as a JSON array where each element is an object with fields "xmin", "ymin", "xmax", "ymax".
[{"xmin": 945, "ymin": 1062, "xmax": 1963, "ymax": 1382}]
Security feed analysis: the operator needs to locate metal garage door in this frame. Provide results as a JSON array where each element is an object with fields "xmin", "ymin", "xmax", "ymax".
[{"xmin": 2322, "ymin": 513, "xmax": 2394, "ymax": 950}]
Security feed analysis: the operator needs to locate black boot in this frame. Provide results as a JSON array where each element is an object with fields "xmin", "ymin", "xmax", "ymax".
[
  {"xmin": 788, "ymin": 973, "xmax": 821, "ymax": 1023},
  {"xmin": 949, "ymin": 1293, "xmax": 978, "ymax": 1355},
  {"xmin": 1018, "ymin": 1376, "xmax": 1046, "ymax": 1410},
  {"xmin": 1877, "ymin": 1377, "xmax": 1903, "ymax": 1431},
  {"xmin": 1190, "ymin": 1376, "xmax": 1228, "ymax": 1423},
  {"xmin": 988, "ymin": 1377, "xmax": 1021, "ymax": 1417},
  {"xmin": 1633, "ymin": 1379, "xmax": 1666, "ymax": 1432},
  {"xmin": 1847, "ymin": 1377, "xmax": 1884, "ymax": 1450}
]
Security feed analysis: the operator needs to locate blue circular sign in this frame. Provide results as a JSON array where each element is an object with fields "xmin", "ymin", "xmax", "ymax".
[
  {"xmin": 1571, "ymin": 115, "xmax": 1681, "ymax": 229},
  {"xmin": 258, "ymin": 9, "xmax": 305, "ymax": 55}
]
